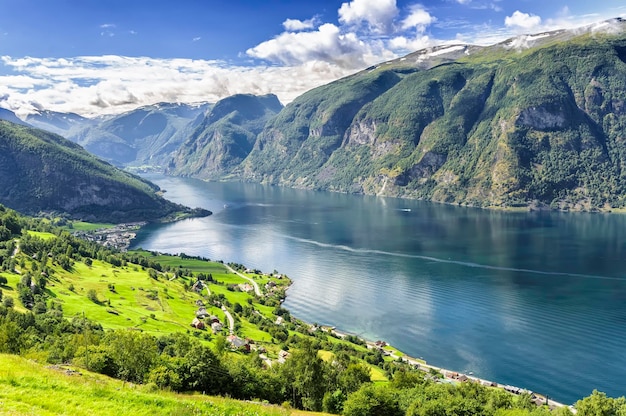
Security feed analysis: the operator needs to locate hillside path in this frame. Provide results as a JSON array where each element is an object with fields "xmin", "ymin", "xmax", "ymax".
[
  {"xmin": 222, "ymin": 305, "xmax": 234, "ymax": 335},
  {"xmin": 225, "ymin": 264, "xmax": 261, "ymax": 296}
]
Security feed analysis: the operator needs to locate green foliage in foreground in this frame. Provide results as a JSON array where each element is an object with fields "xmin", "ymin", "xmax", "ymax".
[{"xmin": 0, "ymin": 354, "xmax": 296, "ymax": 416}]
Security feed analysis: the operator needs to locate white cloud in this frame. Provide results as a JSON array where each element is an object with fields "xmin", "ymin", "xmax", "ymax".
[
  {"xmin": 338, "ymin": 0, "xmax": 398, "ymax": 34},
  {"xmin": 246, "ymin": 23, "xmax": 393, "ymax": 69},
  {"xmin": 389, "ymin": 35, "xmax": 433, "ymax": 52},
  {"xmin": 0, "ymin": 55, "xmax": 360, "ymax": 117},
  {"xmin": 401, "ymin": 6, "xmax": 435, "ymax": 31},
  {"xmin": 100, "ymin": 23, "xmax": 116, "ymax": 29},
  {"xmin": 283, "ymin": 17, "xmax": 318, "ymax": 32},
  {"xmin": 456, "ymin": 0, "xmax": 471, "ymax": 4},
  {"xmin": 192, "ymin": 36, "xmax": 201, "ymax": 42},
  {"xmin": 505, "ymin": 11, "xmax": 542, "ymax": 30}
]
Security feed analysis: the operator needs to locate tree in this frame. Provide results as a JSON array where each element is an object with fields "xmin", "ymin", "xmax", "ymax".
[
  {"xmin": 576, "ymin": 390, "xmax": 622, "ymax": 416},
  {"xmin": 105, "ymin": 330, "xmax": 159, "ymax": 383},
  {"xmin": 280, "ymin": 339, "xmax": 328, "ymax": 411},
  {"xmin": 343, "ymin": 384, "xmax": 403, "ymax": 416},
  {"xmin": 0, "ymin": 320, "xmax": 23, "ymax": 354},
  {"xmin": 180, "ymin": 342, "xmax": 231, "ymax": 395},
  {"xmin": 339, "ymin": 362, "xmax": 372, "ymax": 394}
]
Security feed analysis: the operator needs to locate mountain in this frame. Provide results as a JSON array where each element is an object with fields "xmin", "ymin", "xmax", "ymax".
[
  {"xmin": 0, "ymin": 108, "xmax": 30, "ymax": 127},
  {"xmin": 167, "ymin": 94, "xmax": 283, "ymax": 179},
  {"xmin": 197, "ymin": 19, "xmax": 626, "ymax": 211},
  {"xmin": 0, "ymin": 120, "xmax": 196, "ymax": 222},
  {"xmin": 25, "ymin": 109, "xmax": 94, "ymax": 137},
  {"xmin": 68, "ymin": 102, "xmax": 210, "ymax": 167}
]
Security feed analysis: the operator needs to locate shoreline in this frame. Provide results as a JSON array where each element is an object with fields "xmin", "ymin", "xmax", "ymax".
[
  {"xmin": 325, "ymin": 326, "xmax": 572, "ymax": 410},
  {"xmin": 125, "ymin": 219, "xmax": 575, "ymax": 409}
]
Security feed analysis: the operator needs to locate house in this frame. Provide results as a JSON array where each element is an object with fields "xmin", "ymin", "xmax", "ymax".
[
  {"xmin": 208, "ymin": 315, "xmax": 221, "ymax": 323},
  {"xmin": 238, "ymin": 283, "xmax": 254, "ymax": 292},
  {"xmin": 227, "ymin": 335, "xmax": 250, "ymax": 352},
  {"xmin": 195, "ymin": 299, "xmax": 205, "ymax": 307},
  {"xmin": 191, "ymin": 280, "xmax": 203, "ymax": 293},
  {"xmin": 191, "ymin": 318, "xmax": 205, "ymax": 330},
  {"xmin": 211, "ymin": 322, "xmax": 223, "ymax": 334},
  {"xmin": 277, "ymin": 349, "xmax": 290, "ymax": 364},
  {"xmin": 275, "ymin": 316, "xmax": 284, "ymax": 325},
  {"xmin": 374, "ymin": 340, "xmax": 387, "ymax": 349},
  {"xmin": 196, "ymin": 307, "xmax": 210, "ymax": 318}
]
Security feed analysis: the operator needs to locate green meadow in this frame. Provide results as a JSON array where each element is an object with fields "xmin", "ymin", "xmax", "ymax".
[{"xmin": 0, "ymin": 354, "xmax": 327, "ymax": 416}]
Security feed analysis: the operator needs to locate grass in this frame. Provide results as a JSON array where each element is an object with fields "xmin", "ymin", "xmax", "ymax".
[
  {"xmin": 0, "ymin": 354, "xmax": 325, "ymax": 416},
  {"xmin": 51, "ymin": 260, "xmax": 201, "ymax": 335},
  {"xmin": 26, "ymin": 230, "xmax": 57, "ymax": 240},
  {"xmin": 130, "ymin": 251, "xmax": 226, "ymax": 274},
  {"xmin": 67, "ymin": 221, "xmax": 116, "ymax": 232}
]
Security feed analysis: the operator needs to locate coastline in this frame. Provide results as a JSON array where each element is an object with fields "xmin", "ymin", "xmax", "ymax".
[
  {"xmin": 325, "ymin": 326, "xmax": 572, "ymax": 410},
  {"xmin": 125, "ymin": 220, "xmax": 575, "ymax": 409}
]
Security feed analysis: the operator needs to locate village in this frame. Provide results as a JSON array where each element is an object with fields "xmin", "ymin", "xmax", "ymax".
[
  {"xmin": 72, "ymin": 223, "xmax": 146, "ymax": 251},
  {"xmin": 184, "ymin": 266, "xmax": 569, "ymax": 412}
]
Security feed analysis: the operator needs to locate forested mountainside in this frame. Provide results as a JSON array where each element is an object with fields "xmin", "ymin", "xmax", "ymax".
[
  {"xmin": 169, "ymin": 22, "xmax": 626, "ymax": 211},
  {"xmin": 167, "ymin": 93, "xmax": 283, "ymax": 179},
  {"xmin": 0, "ymin": 120, "xmax": 193, "ymax": 222}
]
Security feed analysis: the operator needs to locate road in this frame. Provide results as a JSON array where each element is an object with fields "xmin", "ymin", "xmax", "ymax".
[
  {"xmin": 222, "ymin": 305, "xmax": 234, "ymax": 334},
  {"xmin": 225, "ymin": 264, "xmax": 262, "ymax": 296}
]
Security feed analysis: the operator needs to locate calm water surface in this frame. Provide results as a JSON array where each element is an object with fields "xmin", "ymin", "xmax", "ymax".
[{"xmin": 132, "ymin": 175, "xmax": 626, "ymax": 403}]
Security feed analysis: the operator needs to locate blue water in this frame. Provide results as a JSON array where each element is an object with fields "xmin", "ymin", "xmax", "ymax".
[{"xmin": 131, "ymin": 175, "xmax": 626, "ymax": 404}]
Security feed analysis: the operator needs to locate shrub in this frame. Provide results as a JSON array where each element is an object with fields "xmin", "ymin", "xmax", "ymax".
[{"xmin": 87, "ymin": 289, "xmax": 99, "ymax": 304}]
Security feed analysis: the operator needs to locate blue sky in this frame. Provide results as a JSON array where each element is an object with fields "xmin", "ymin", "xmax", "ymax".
[{"xmin": 0, "ymin": 0, "xmax": 623, "ymax": 116}]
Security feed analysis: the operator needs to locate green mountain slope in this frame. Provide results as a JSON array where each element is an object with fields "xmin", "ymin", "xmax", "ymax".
[
  {"xmin": 167, "ymin": 94, "xmax": 283, "ymax": 179},
  {"xmin": 0, "ymin": 121, "xmax": 192, "ymax": 222},
  {"xmin": 222, "ymin": 22, "xmax": 626, "ymax": 211}
]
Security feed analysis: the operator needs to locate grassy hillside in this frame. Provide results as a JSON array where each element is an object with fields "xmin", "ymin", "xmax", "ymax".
[{"xmin": 0, "ymin": 354, "xmax": 320, "ymax": 416}]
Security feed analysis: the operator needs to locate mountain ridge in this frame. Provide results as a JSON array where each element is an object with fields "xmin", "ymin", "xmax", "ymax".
[
  {"xmin": 209, "ymin": 20, "xmax": 626, "ymax": 212},
  {"xmin": 0, "ymin": 120, "xmax": 199, "ymax": 222}
]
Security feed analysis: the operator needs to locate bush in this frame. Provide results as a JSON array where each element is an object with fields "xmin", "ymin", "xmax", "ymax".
[{"xmin": 87, "ymin": 289, "xmax": 99, "ymax": 304}]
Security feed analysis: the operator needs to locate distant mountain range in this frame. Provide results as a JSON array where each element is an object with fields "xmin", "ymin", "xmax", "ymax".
[{"xmin": 5, "ymin": 19, "xmax": 626, "ymax": 212}]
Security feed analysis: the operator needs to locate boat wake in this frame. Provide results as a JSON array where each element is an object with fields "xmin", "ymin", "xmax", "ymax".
[{"xmin": 278, "ymin": 233, "xmax": 624, "ymax": 282}]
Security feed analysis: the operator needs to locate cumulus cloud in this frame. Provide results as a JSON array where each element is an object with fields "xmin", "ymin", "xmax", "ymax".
[
  {"xmin": 505, "ymin": 11, "xmax": 542, "ymax": 30},
  {"xmin": 338, "ymin": 0, "xmax": 398, "ymax": 34},
  {"xmin": 0, "ymin": 55, "xmax": 359, "ymax": 117},
  {"xmin": 389, "ymin": 35, "xmax": 433, "ymax": 52},
  {"xmin": 283, "ymin": 17, "xmax": 319, "ymax": 32},
  {"xmin": 246, "ymin": 23, "xmax": 393, "ymax": 69},
  {"xmin": 401, "ymin": 6, "xmax": 435, "ymax": 31}
]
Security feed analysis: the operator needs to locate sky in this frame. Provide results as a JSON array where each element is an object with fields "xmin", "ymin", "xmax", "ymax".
[{"xmin": 0, "ymin": 0, "xmax": 624, "ymax": 117}]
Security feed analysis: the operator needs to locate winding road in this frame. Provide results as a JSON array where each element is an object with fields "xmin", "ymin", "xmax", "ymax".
[{"xmin": 225, "ymin": 264, "xmax": 262, "ymax": 296}]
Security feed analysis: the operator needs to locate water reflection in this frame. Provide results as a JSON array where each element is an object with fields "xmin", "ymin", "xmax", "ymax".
[{"xmin": 133, "ymin": 175, "xmax": 626, "ymax": 403}]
